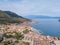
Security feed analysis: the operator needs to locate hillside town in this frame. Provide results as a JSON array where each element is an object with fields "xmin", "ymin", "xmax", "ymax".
[{"xmin": 0, "ymin": 22, "xmax": 60, "ymax": 45}]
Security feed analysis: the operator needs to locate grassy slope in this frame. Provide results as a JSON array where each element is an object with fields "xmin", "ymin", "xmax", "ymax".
[{"xmin": 0, "ymin": 10, "xmax": 31, "ymax": 24}]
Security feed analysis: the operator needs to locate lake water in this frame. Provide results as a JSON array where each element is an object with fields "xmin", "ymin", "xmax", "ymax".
[{"xmin": 31, "ymin": 19, "xmax": 60, "ymax": 37}]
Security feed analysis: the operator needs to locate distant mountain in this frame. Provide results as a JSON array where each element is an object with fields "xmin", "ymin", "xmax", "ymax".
[
  {"xmin": 0, "ymin": 10, "xmax": 31, "ymax": 24},
  {"xmin": 25, "ymin": 15, "xmax": 60, "ymax": 19},
  {"xmin": 25, "ymin": 15, "xmax": 52, "ymax": 19}
]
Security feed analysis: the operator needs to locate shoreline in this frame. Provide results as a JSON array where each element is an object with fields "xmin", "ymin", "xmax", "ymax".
[
  {"xmin": 28, "ymin": 21, "xmax": 60, "ymax": 39},
  {"xmin": 0, "ymin": 22, "xmax": 60, "ymax": 45},
  {"xmin": 29, "ymin": 21, "xmax": 60, "ymax": 37}
]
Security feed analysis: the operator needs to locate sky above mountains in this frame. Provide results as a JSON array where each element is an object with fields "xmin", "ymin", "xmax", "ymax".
[{"xmin": 0, "ymin": 0, "xmax": 60, "ymax": 17}]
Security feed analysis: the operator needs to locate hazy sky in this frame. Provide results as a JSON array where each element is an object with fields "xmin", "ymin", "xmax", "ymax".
[{"xmin": 0, "ymin": 0, "xmax": 60, "ymax": 17}]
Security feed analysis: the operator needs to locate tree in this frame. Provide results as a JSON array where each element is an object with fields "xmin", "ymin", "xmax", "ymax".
[
  {"xmin": 0, "ymin": 36, "xmax": 3, "ymax": 42},
  {"xmin": 23, "ymin": 29, "xmax": 29, "ymax": 34},
  {"xmin": 15, "ymin": 32, "xmax": 24, "ymax": 40}
]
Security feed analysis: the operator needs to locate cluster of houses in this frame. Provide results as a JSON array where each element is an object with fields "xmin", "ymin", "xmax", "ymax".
[{"xmin": 0, "ymin": 22, "xmax": 60, "ymax": 45}]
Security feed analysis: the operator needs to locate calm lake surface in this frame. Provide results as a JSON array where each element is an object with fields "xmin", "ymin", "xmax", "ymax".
[{"xmin": 31, "ymin": 19, "xmax": 60, "ymax": 37}]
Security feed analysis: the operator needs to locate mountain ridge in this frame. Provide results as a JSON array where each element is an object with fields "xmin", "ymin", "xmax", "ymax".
[
  {"xmin": 25, "ymin": 15, "xmax": 60, "ymax": 19},
  {"xmin": 0, "ymin": 10, "xmax": 31, "ymax": 24}
]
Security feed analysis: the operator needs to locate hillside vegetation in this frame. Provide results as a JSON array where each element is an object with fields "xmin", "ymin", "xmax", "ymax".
[{"xmin": 0, "ymin": 10, "xmax": 31, "ymax": 24}]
